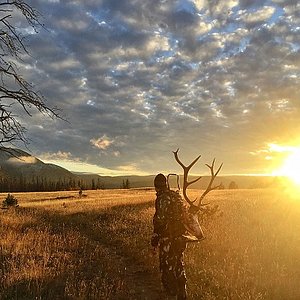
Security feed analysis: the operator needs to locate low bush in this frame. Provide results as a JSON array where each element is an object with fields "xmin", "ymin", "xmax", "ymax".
[{"xmin": 2, "ymin": 193, "xmax": 18, "ymax": 208}]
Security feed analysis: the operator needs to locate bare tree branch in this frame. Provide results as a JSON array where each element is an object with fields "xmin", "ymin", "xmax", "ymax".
[{"xmin": 0, "ymin": 1, "xmax": 61, "ymax": 146}]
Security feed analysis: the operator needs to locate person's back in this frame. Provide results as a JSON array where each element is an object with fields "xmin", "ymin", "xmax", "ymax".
[
  {"xmin": 152, "ymin": 173, "xmax": 188, "ymax": 299},
  {"xmin": 153, "ymin": 188, "xmax": 187, "ymax": 239}
]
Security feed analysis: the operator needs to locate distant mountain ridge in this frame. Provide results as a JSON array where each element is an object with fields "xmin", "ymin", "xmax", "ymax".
[
  {"xmin": 0, "ymin": 147, "xmax": 281, "ymax": 192},
  {"xmin": 0, "ymin": 147, "xmax": 76, "ymax": 181}
]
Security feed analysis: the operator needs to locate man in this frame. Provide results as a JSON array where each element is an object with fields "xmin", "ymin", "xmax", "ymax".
[{"xmin": 151, "ymin": 173, "xmax": 188, "ymax": 300}]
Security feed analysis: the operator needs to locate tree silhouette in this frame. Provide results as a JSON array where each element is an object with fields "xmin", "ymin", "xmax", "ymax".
[
  {"xmin": 228, "ymin": 181, "xmax": 238, "ymax": 189},
  {"xmin": 122, "ymin": 179, "xmax": 130, "ymax": 189},
  {"xmin": 0, "ymin": 1, "xmax": 60, "ymax": 146}
]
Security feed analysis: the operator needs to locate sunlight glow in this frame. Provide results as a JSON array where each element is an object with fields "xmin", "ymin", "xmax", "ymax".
[
  {"xmin": 274, "ymin": 148, "xmax": 300, "ymax": 185},
  {"xmin": 42, "ymin": 158, "xmax": 149, "ymax": 177}
]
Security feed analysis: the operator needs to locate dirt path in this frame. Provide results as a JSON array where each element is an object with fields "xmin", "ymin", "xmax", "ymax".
[
  {"xmin": 124, "ymin": 258, "xmax": 165, "ymax": 299},
  {"xmin": 107, "ymin": 244, "xmax": 168, "ymax": 300},
  {"xmin": 28, "ymin": 199, "xmax": 172, "ymax": 299}
]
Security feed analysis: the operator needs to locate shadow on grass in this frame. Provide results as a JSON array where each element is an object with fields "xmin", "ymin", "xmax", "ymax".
[
  {"xmin": 1, "ymin": 200, "xmax": 160, "ymax": 299},
  {"xmin": 1, "ymin": 276, "xmax": 66, "ymax": 300}
]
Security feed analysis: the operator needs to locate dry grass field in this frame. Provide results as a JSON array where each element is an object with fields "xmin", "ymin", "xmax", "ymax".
[{"xmin": 1, "ymin": 188, "xmax": 300, "ymax": 299}]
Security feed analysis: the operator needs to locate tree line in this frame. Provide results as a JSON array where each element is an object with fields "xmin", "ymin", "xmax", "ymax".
[{"xmin": 0, "ymin": 176, "xmax": 105, "ymax": 193}]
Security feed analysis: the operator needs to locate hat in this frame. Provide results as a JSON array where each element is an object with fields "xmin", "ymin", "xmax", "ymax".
[{"xmin": 154, "ymin": 173, "xmax": 167, "ymax": 188}]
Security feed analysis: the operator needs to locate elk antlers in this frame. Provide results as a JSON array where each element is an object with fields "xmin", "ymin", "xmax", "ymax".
[{"xmin": 173, "ymin": 148, "xmax": 223, "ymax": 213}]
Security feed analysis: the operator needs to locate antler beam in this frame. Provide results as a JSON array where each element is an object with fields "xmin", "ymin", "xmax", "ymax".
[
  {"xmin": 198, "ymin": 159, "xmax": 223, "ymax": 205},
  {"xmin": 173, "ymin": 148, "xmax": 223, "ymax": 212},
  {"xmin": 173, "ymin": 148, "xmax": 202, "ymax": 207}
]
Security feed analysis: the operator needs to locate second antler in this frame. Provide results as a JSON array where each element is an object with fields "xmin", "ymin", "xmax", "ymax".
[{"xmin": 173, "ymin": 148, "xmax": 223, "ymax": 214}]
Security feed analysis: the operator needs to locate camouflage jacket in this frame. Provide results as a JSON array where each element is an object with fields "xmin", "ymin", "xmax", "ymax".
[{"xmin": 153, "ymin": 189, "xmax": 187, "ymax": 239}]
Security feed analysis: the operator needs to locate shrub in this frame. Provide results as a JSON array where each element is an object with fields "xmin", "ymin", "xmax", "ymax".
[{"xmin": 2, "ymin": 193, "xmax": 18, "ymax": 208}]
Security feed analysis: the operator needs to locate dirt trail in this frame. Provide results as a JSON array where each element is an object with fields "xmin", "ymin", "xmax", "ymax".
[
  {"xmin": 123, "ymin": 258, "xmax": 165, "ymax": 299},
  {"xmin": 107, "ymin": 244, "xmax": 168, "ymax": 300}
]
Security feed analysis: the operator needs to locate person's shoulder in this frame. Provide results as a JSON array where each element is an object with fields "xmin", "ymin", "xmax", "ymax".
[
  {"xmin": 159, "ymin": 189, "xmax": 182, "ymax": 199},
  {"xmin": 168, "ymin": 190, "xmax": 183, "ymax": 200},
  {"xmin": 168, "ymin": 189, "xmax": 179, "ymax": 196}
]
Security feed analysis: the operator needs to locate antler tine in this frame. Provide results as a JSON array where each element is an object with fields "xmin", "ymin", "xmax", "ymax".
[
  {"xmin": 172, "ymin": 149, "xmax": 223, "ymax": 212},
  {"xmin": 172, "ymin": 149, "xmax": 185, "ymax": 169},
  {"xmin": 173, "ymin": 148, "xmax": 202, "ymax": 171},
  {"xmin": 199, "ymin": 159, "xmax": 223, "ymax": 205},
  {"xmin": 215, "ymin": 162, "xmax": 223, "ymax": 176},
  {"xmin": 173, "ymin": 148, "xmax": 202, "ymax": 206}
]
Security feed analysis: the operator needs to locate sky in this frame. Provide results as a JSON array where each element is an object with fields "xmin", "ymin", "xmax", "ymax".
[{"xmin": 13, "ymin": 0, "xmax": 300, "ymax": 176}]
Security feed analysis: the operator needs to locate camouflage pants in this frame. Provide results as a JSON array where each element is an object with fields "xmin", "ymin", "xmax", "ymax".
[{"xmin": 159, "ymin": 237, "xmax": 187, "ymax": 299}]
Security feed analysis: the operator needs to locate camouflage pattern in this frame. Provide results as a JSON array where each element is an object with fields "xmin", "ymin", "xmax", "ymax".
[{"xmin": 153, "ymin": 189, "xmax": 188, "ymax": 299}]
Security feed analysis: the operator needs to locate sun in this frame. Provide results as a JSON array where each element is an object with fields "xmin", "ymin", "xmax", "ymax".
[{"xmin": 275, "ymin": 148, "xmax": 300, "ymax": 185}]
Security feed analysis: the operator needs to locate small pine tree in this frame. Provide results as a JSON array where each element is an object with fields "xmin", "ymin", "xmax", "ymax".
[
  {"xmin": 125, "ymin": 179, "xmax": 130, "ymax": 189},
  {"xmin": 2, "ymin": 194, "xmax": 18, "ymax": 208},
  {"xmin": 122, "ymin": 179, "xmax": 130, "ymax": 189}
]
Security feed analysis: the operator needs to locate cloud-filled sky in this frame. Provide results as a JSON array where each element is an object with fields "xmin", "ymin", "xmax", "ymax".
[{"xmin": 14, "ymin": 0, "xmax": 300, "ymax": 176}]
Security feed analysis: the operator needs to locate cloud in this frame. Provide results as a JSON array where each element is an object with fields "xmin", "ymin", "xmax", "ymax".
[
  {"xmin": 8, "ymin": 156, "xmax": 38, "ymax": 165},
  {"xmin": 117, "ymin": 164, "xmax": 142, "ymax": 173},
  {"xmin": 40, "ymin": 151, "xmax": 74, "ymax": 161},
  {"xmin": 10, "ymin": 0, "xmax": 300, "ymax": 175},
  {"xmin": 90, "ymin": 135, "xmax": 114, "ymax": 150},
  {"xmin": 239, "ymin": 6, "xmax": 276, "ymax": 25}
]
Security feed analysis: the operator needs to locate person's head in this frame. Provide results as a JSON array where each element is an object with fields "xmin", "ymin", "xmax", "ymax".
[{"xmin": 154, "ymin": 173, "xmax": 167, "ymax": 191}]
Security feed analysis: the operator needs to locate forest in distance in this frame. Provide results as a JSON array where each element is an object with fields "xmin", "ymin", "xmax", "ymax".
[{"xmin": 0, "ymin": 173, "xmax": 288, "ymax": 193}]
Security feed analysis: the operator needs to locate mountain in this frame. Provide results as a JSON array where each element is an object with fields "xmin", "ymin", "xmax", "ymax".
[
  {"xmin": 0, "ymin": 147, "xmax": 281, "ymax": 192},
  {"xmin": 0, "ymin": 147, "xmax": 145, "ymax": 190},
  {"xmin": 0, "ymin": 147, "xmax": 76, "ymax": 181}
]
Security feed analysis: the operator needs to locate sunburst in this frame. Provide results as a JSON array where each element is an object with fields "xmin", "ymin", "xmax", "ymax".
[{"xmin": 276, "ymin": 149, "xmax": 300, "ymax": 185}]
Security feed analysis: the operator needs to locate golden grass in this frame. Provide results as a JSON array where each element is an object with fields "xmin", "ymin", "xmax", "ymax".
[{"xmin": 1, "ymin": 188, "xmax": 300, "ymax": 299}]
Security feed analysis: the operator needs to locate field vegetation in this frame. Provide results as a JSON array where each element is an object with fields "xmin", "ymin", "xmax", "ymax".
[{"xmin": 0, "ymin": 188, "xmax": 300, "ymax": 299}]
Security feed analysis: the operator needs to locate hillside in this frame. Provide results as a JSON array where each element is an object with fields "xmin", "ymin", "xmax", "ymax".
[
  {"xmin": 0, "ymin": 148, "xmax": 141, "ymax": 190},
  {"xmin": 0, "ymin": 147, "xmax": 282, "ymax": 192},
  {"xmin": 0, "ymin": 148, "xmax": 93, "ymax": 191},
  {"xmin": 0, "ymin": 148, "xmax": 75, "ymax": 181}
]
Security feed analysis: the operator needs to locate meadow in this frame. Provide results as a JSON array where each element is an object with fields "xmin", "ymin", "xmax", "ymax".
[{"xmin": 0, "ymin": 187, "xmax": 300, "ymax": 299}]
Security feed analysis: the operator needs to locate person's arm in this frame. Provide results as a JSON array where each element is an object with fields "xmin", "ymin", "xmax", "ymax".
[{"xmin": 151, "ymin": 193, "xmax": 168, "ymax": 247}]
